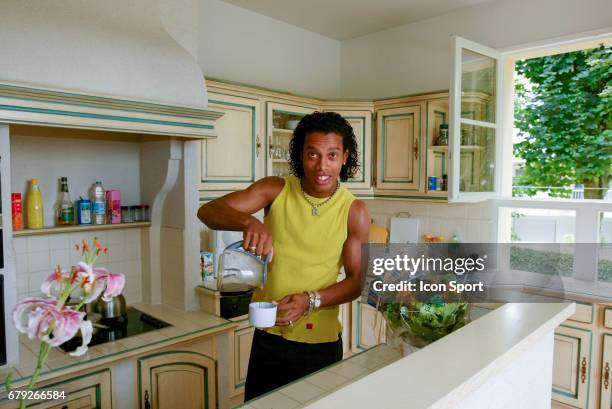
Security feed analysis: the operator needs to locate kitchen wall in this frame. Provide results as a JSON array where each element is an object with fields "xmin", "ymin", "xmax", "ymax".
[
  {"xmin": 340, "ymin": 0, "xmax": 612, "ymax": 99},
  {"xmin": 197, "ymin": 0, "xmax": 342, "ymax": 99},
  {"xmin": 10, "ymin": 128, "xmax": 141, "ymax": 226},
  {"xmin": 13, "ymin": 228, "xmax": 144, "ymax": 303},
  {"xmin": 365, "ymin": 200, "xmax": 495, "ymax": 243}
]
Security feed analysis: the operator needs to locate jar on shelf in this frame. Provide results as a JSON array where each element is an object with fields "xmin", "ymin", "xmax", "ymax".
[
  {"xmin": 142, "ymin": 205, "xmax": 150, "ymax": 222},
  {"xmin": 438, "ymin": 124, "xmax": 448, "ymax": 145},
  {"xmin": 132, "ymin": 205, "xmax": 142, "ymax": 222},
  {"xmin": 121, "ymin": 206, "xmax": 133, "ymax": 223}
]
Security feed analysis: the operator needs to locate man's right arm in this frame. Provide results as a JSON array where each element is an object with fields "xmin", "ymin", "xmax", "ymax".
[{"xmin": 197, "ymin": 176, "xmax": 284, "ymax": 256}]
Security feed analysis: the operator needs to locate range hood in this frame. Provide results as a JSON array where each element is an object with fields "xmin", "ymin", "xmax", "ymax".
[{"xmin": 0, "ymin": 0, "xmax": 221, "ymax": 138}]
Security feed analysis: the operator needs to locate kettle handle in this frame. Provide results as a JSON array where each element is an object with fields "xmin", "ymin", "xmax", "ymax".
[{"xmin": 225, "ymin": 240, "xmax": 272, "ymax": 264}]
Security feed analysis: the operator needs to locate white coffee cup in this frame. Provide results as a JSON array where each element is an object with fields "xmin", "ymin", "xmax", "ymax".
[{"xmin": 249, "ymin": 302, "xmax": 277, "ymax": 328}]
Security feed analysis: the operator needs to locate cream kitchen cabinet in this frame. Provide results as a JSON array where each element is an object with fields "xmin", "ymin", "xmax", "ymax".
[
  {"xmin": 0, "ymin": 369, "xmax": 112, "ymax": 409},
  {"xmin": 265, "ymin": 101, "xmax": 317, "ymax": 178},
  {"xmin": 198, "ymin": 92, "xmax": 262, "ymax": 191},
  {"xmin": 231, "ymin": 323, "xmax": 255, "ymax": 396},
  {"xmin": 552, "ymin": 325, "xmax": 593, "ymax": 409},
  {"xmin": 375, "ymin": 105, "xmax": 422, "ymax": 192},
  {"xmin": 138, "ymin": 351, "xmax": 216, "ymax": 409},
  {"xmin": 321, "ymin": 108, "xmax": 373, "ymax": 190},
  {"xmin": 426, "ymin": 98, "xmax": 450, "ymax": 195},
  {"xmin": 600, "ymin": 334, "xmax": 612, "ymax": 409},
  {"xmin": 350, "ymin": 300, "xmax": 386, "ymax": 352}
]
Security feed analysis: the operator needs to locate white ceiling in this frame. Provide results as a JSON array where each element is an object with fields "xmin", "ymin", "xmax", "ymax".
[{"xmin": 221, "ymin": 0, "xmax": 495, "ymax": 40}]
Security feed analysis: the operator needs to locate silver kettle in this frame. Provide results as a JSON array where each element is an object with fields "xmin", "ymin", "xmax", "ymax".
[{"xmin": 86, "ymin": 294, "xmax": 127, "ymax": 320}]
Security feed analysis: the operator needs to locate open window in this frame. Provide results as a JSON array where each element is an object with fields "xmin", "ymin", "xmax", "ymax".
[{"xmin": 449, "ymin": 36, "xmax": 503, "ymax": 201}]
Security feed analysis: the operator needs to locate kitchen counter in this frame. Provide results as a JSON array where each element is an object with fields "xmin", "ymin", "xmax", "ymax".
[
  {"xmin": 0, "ymin": 303, "xmax": 237, "ymax": 388},
  {"xmin": 240, "ymin": 303, "xmax": 575, "ymax": 409}
]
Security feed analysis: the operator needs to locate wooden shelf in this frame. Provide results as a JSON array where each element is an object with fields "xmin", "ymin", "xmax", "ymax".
[{"xmin": 13, "ymin": 222, "xmax": 151, "ymax": 237}]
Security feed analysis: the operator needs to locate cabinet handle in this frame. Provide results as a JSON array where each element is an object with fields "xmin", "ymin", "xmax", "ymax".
[
  {"xmin": 144, "ymin": 389, "xmax": 151, "ymax": 409},
  {"xmin": 580, "ymin": 357, "xmax": 587, "ymax": 384},
  {"xmin": 256, "ymin": 134, "xmax": 262, "ymax": 158},
  {"xmin": 268, "ymin": 136, "xmax": 273, "ymax": 158},
  {"xmin": 413, "ymin": 137, "xmax": 418, "ymax": 159},
  {"xmin": 604, "ymin": 362, "xmax": 610, "ymax": 390}
]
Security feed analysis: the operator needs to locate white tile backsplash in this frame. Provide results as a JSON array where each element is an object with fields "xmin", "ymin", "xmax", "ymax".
[
  {"xmin": 27, "ymin": 251, "xmax": 51, "ymax": 272},
  {"xmin": 365, "ymin": 199, "xmax": 494, "ymax": 243},
  {"xmin": 13, "ymin": 237, "xmax": 27, "ymax": 254},
  {"xmin": 16, "ymin": 228, "xmax": 145, "ymax": 301},
  {"xmin": 27, "ymin": 236, "xmax": 49, "ymax": 253}
]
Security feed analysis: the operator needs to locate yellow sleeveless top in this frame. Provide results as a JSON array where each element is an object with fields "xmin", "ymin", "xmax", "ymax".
[{"xmin": 252, "ymin": 175, "xmax": 355, "ymax": 343}]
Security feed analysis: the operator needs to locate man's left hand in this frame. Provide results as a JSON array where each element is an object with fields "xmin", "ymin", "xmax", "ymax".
[{"xmin": 275, "ymin": 293, "xmax": 309, "ymax": 326}]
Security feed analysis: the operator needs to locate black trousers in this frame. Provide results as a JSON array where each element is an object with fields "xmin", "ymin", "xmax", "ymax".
[{"xmin": 244, "ymin": 329, "xmax": 343, "ymax": 401}]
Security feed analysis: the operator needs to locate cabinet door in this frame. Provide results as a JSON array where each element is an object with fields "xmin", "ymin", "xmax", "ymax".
[
  {"xmin": 0, "ymin": 369, "xmax": 112, "ymax": 409},
  {"xmin": 552, "ymin": 325, "xmax": 592, "ymax": 409},
  {"xmin": 266, "ymin": 101, "xmax": 316, "ymax": 178},
  {"xmin": 139, "ymin": 351, "xmax": 216, "ymax": 409},
  {"xmin": 375, "ymin": 105, "xmax": 422, "ymax": 191},
  {"xmin": 351, "ymin": 300, "xmax": 386, "ymax": 352},
  {"xmin": 234, "ymin": 326, "xmax": 255, "ymax": 391},
  {"xmin": 199, "ymin": 93, "xmax": 261, "ymax": 191},
  {"xmin": 323, "ymin": 110, "xmax": 372, "ymax": 190},
  {"xmin": 600, "ymin": 334, "xmax": 612, "ymax": 409}
]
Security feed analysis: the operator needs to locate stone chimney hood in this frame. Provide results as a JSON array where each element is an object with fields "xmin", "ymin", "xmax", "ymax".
[{"xmin": 0, "ymin": 0, "xmax": 221, "ymax": 138}]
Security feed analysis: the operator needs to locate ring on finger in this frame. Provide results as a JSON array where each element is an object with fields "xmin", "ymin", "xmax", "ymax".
[
  {"xmin": 289, "ymin": 320, "xmax": 293, "ymax": 326},
  {"xmin": 249, "ymin": 246, "xmax": 256, "ymax": 251}
]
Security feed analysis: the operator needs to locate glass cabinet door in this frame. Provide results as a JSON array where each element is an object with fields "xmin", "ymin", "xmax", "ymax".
[
  {"xmin": 449, "ymin": 36, "xmax": 503, "ymax": 201},
  {"xmin": 266, "ymin": 102, "xmax": 316, "ymax": 178}
]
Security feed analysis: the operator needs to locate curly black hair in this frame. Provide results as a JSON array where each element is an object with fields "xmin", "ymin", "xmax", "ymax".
[{"xmin": 288, "ymin": 111, "xmax": 360, "ymax": 182}]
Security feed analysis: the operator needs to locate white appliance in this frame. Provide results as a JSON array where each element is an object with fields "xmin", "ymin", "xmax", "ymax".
[{"xmin": 389, "ymin": 217, "xmax": 420, "ymax": 244}]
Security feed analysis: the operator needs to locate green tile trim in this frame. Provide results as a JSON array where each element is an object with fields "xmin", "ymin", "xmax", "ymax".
[
  {"xmin": 0, "ymin": 82, "xmax": 222, "ymax": 120},
  {"xmin": 0, "ymin": 104, "xmax": 214, "ymax": 129},
  {"xmin": 202, "ymin": 98, "xmax": 257, "ymax": 184}
]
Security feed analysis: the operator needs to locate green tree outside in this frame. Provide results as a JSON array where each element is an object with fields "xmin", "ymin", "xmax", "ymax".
[{"xmin": 514, "ymin": 44, "xmax": 612, "ymax": 199}]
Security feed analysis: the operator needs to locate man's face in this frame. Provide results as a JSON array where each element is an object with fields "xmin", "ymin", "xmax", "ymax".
[{"xmin": 301, "ymin": 131, "xmax": 349, "ymax": 197}]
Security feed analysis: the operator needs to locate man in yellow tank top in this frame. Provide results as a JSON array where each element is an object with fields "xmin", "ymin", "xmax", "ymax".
[{"xmin": 198, "ymin": 112, "xmax": 370, "ymax": 401}]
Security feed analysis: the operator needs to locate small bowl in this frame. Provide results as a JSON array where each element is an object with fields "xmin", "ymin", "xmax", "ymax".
[{"xmin": 249, "ymin": 302, "xmax": 277, "ymax": 328}]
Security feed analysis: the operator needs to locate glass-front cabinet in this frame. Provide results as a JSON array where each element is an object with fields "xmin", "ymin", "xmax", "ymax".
[
  {"xmin": 266, "ymin": 102, "xmax": 315, "ymax": 178},
  {"xmin": 449, "ymin": 36, "xmax": 503, "ymax": 201},
  {"xmin": 426, "ymin": 98, "xmax": 449, "ymax": 194}
]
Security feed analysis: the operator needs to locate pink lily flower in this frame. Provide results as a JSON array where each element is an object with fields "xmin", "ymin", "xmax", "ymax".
[
  {"xmin": 12, "ymin": 298, "xmax": 93, "ymax": 356},
  {"xmin": 81, "ymin": 267, "xmax": 125, "ymax": 303},
  {"xmin": 40, "ymin": 268, "xmax": 72, "ymax": 298}
]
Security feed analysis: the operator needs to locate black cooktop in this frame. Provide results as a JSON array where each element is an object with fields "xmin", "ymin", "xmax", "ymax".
[{"xmin": 60, "ymin": 307, "xmax": 171, "ymax": 353}]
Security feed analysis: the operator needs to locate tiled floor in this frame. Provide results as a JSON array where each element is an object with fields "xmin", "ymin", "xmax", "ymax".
[{"xmin": 238, "ymin": 344, "xmax": 403, "ymax": 409}]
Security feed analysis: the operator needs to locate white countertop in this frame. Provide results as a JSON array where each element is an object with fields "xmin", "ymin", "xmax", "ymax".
[{"xmin": 304, "ymin": 302, "xmax": 574, "ymax": 409}]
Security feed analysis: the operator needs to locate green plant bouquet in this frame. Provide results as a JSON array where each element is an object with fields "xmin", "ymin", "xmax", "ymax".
[{"xmin": 381, "ymin": 299, "xmax": 470, "ymax": 348}]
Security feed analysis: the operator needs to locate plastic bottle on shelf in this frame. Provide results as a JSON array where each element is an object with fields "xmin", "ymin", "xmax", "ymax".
[
  {"xmin": 90, "ymin": 180, "xmax": 106, "ymax": 225},
  {"xmin": 56, "ymin": 177, "xmax": 75, "ymax": 225},
  {"xmin": 26, "ymin": 178, "xmax": 44, "ymax": 229}
]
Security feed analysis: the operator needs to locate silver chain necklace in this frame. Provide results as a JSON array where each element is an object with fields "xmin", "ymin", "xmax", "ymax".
[{"xmin": 300, "ymin": 180, "xmax": 340, "ymax": 216}]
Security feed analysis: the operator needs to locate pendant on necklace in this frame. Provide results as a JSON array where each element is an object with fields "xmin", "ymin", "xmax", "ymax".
[{"xmin": 312, "ymin": 207, "xmax": 319, "ymax": 216}]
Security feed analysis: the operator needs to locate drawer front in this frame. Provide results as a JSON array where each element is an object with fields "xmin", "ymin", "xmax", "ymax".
[
  {"xmin": 604, "ymin": 308, "xmax": 612, "ymax": 330},
  {"xmin": 566, "ymin": 303, "xmax": 594, "ymax": 324}
]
